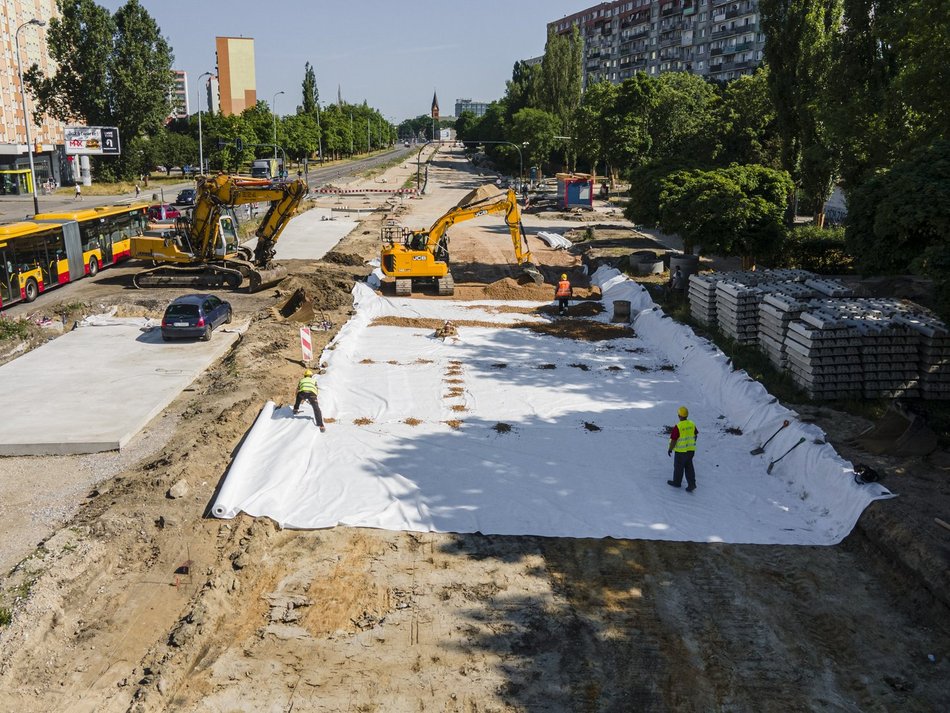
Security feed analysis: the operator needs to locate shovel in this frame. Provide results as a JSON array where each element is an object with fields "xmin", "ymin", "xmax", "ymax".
[
  {"xmin": 750, "ymin": 420, "xmax": 790, "ymax": 455},
  {"xmin": 767, "ymin": 437, "xmax": 806, "ymax": 474}
]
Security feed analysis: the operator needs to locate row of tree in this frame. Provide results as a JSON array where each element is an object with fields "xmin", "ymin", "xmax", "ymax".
[
  {"xmin": 25, "ymin": 0, "xmax": 397, "ymax": 178},
  {"xmin": 455, "ymin": 2, "xmax": 949, "ymax": 312}
]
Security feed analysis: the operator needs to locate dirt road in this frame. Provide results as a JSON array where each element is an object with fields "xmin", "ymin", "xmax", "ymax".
[{"xmin": 0, "ymin": 149, "xmax": 947, "ymax": 712}]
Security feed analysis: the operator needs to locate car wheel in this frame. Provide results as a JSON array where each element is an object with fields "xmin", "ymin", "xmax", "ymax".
[
  {"xmin": 225, "ymin": 308, "xmax": 233, "ymax": 324},
  {"xmin": 201, "ymin": 325, "xmax": 213, "ymax": 341},
  {"xmin": 88, "ymin": 257, "xmax": 99, "ymax": 276},
  {"xmin": 24, "ymin": 278, "xmax": 39, "ymax": 302}
]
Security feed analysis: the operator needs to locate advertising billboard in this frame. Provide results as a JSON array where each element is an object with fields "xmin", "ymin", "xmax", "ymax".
[{"xmin": 64, "ymin": 126, "xmax": 121, "ymax": 156}]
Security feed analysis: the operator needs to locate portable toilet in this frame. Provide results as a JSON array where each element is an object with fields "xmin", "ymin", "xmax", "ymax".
[{"xmin": 556, "ymin": 173, "xmax": 594, "ymax": 210}]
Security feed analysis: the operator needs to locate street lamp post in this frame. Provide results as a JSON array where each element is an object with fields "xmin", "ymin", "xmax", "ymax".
[
  {"xmin": 15, "ymin": 18, "xmax": 46, "ymax": 215},
  {"xmin": 316, "ymin": 103, "xmax": 323, "ymax": 164},
  {"xmin": 196, "ymin": 71, "xmax": 213, "ymax": 174},
  {"xmin": 272, "ymin": 90, "xmax": 285, "ymax": 159},
  {"xmin": 477, "ymin": 140, "xmax": 528, "ymax": 186}
]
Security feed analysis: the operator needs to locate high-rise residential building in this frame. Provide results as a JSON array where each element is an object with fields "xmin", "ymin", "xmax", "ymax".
[
  {"xmin": 215, "ymin": 36, "xmax": 256, "ymax": 116},
  {"xmin": 455, "ymin": 99, "xmax": 489, "ymax": 118},
  {"xmin": 168, "ymin": 70, "xmax": 189, "ymax": 121},
  {"xmin": 549, "ymin": 0, "xmax": 764, "ymax": 87},
  {"xmin": 0, "ymin": 1, "xmax": 67, "ymax": 185}
]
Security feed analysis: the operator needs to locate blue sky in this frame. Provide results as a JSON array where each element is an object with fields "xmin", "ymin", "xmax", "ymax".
[{"xmin": 96, "ymin": 0, "xmax": 586, "ymax": 122}]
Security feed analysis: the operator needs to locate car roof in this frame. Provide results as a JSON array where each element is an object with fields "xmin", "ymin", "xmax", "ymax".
[{"xmin": 168, "ymin": 294, "xmax": 218, "ymax": 305}]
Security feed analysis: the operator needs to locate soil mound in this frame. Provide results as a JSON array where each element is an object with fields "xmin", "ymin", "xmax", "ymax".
[
  {"xmin": 322, "ymin": 251, "xmax": 365, "ymax": 266},
  {"xmin": 277, "ymin": 270, "xmax": 355, "ymax": 311}
]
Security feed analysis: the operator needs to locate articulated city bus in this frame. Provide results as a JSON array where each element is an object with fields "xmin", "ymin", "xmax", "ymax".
[
  {"xmin": 34, "ymin": 203, "xmax": 150, "ymax": 276},
  {"xmin": 0, "ymin": 203, "xmax": 149, "ymax": 309}
]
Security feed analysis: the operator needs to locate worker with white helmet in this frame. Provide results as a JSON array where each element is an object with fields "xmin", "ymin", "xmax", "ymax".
[
  {"xmin": 667, "ymin": 405, "xmax": 698, "ymax": 492},
  {"xmin": 293, "ymin": 368, "xmax": 326, "ymax": 432},
  {"xmin": 554, "ymin": 272, "xmax": 573, "ymax": 316}
]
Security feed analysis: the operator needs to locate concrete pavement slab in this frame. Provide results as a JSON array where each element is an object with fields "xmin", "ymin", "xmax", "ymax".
[
  {"xmin": 0, "ymin": 320, "xmax": 240, "ymax": 455},
  {"xmin": 244, "ymin": 207, "xmax": 358, "ymax": 260}
]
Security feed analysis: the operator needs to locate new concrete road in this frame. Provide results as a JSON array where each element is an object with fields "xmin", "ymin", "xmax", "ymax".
[{"xmin": 0, "ymin": 145, "xmax": 417, "ymax": 224}]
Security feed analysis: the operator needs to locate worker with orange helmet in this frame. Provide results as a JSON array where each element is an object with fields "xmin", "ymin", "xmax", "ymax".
[
  {"xmin": 555, "ymin": 272, "xmax": 573, "ymax": 316},
  {"xmin": 293, "ymin": 368, "xmax": 326, "ymax": 432},
  {"xmin": 667, "ymin": 405, "xmax": 698, "ymax": 492}
]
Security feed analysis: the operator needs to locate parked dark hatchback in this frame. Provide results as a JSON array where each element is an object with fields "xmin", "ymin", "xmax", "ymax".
[
  {"xmin": 174, "ymin": 188, "xmax": 197, "ymax": 206},
  {"xmin": 161, "ymin": 294, "xmax": 232, "ymax": 341}
]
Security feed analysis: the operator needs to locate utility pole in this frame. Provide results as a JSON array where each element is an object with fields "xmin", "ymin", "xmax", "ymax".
[
  {"xmin": 367, "ymin": 118, "xmax": 370, "ymax": 153},
  {"xmin": 349, "ymin": 112, "xmax": 353, "ymax": 154}
]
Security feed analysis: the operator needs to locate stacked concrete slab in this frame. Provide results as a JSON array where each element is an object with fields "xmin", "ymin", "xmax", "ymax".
[
  {"xmin": 895, "ymin": 313, "xmax": 950, "ymax": 400},
  {"xmin": 688, "ymin": 269, "xmax": 810, "ymax": 329},
  {"xmin": 758, "ymin": 288, "xmax": 820, "ymax": 368},
  {"xmin": 784, "ymin": 307, "xmax": 865, "ymax": 399}
]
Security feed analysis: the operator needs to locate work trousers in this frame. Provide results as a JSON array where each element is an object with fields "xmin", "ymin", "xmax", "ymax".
[
  {"xmin": 294, "ymin": 391, "xmax": 325, "ymax": 427},
  {"xmin": 671, "ymin": 450, "xmax": 696, "ymax": 489},
  {"xmin": 557, "ymin": 297, "xmax": 570, "ymax": 315}
]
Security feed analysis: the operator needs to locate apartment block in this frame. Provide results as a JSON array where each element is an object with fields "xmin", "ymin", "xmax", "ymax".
[
  {"xmin": 168, "ymin": 70, "xmax": 189, "ymax": 121},
  {"xmin": 455, "ymin": 99, "xmax": 489, "ymax": 118},
  {"xmin": 549, "ymin": 0, "xmax": 764, "ymax": 86},
  {"xmin": 0, "ymin": 1, "xmax": 66, "ymax": 148},
  {"xmin": 215, "ymin": 36, "xmax": 256, "ymax": 116}
]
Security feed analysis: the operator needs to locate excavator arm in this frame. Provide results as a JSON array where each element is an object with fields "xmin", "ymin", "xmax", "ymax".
[
  {"xmin": 192, "ymin": 174, "xmax": 308, "ymax": 266},
  {"xmin": 422, "ymin": 187, "xmax": 534, "ymax": 267},
  {"xmin": 380, "ymin": 184, "xmax": 542, "ymax": 295}
]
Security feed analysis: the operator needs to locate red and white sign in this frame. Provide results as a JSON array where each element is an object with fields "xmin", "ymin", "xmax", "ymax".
[{"xmin": 300, "ymin": 326, "xmax": 313, "ymax": 363}]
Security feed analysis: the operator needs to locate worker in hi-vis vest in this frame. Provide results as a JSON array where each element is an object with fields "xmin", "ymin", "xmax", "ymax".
[
  {"xmin": 555, "ymin": 273, "xmax": 573, "ymax": 316},
  {"xmin": 293, "ymin": 369, "xmax": 326, "ymax": 432},
  {"xmin": 667, "ymin": 405, "xmax": 698, "ymax": 492}
]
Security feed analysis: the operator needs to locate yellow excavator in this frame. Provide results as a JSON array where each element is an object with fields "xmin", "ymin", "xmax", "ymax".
[
  {"xmin": 380, "ymin": 184, "xmax": 543, "ymax": 296},
  {"xmin": 130, "ymin": 174, "xmax": 308, "ymax": 290}
]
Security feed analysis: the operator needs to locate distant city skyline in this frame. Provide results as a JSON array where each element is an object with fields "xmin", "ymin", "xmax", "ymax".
[{"xmin": 94, "ymin": 0, "xmax": 586, "ymax": 121}]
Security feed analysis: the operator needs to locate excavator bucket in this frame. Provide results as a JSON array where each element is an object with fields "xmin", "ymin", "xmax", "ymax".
[
  {"xmin": 517, "ymin": 263, "xmax": 544, "ymax": 286},
  {"xmin": 248, "ymin": 264, "xmax": 288, "ymax": 292}
]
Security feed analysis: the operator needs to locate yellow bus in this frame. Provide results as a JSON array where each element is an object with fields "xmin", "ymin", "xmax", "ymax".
[
  {"xmin": 34, "ymin": 202, "xmax": 149, "ymax": 276},
  {"xmin": 0, "ymin": 203, "xmax": 149, "ymax": 308}
]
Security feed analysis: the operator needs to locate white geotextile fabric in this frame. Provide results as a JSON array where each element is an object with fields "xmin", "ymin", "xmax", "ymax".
[{"xmin": 212, "ymin": 271, "xmax": 893, "ymax": 544}]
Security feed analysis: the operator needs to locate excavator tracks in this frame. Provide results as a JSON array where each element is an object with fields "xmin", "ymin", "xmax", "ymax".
[
  {"xmin": 133, "ymin": 263, "xmax": 244, "ymax": 290},
  {"xmin": 436, "ymin": 273, "xmax": 455, "ymax": 296}
]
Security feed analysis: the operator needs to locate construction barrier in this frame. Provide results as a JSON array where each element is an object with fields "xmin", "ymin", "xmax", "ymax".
[{"xmin": 312, "ymin": 187, "xmax": 418, "ymax": 196}]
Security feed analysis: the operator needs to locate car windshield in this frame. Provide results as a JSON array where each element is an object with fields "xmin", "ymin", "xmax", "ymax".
[{"xmin": 165, "ymin": 304, "xmax": 200, "ymax": 318}]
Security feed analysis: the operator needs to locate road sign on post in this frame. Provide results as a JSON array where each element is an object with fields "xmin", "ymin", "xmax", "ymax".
[{"xmin": 300, "ymin": 326, "xmax": 312, "ymax": 364}]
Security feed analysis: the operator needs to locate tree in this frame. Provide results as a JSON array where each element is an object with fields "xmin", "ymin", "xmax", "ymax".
[
  {"xmin": 760, "ymin": 0, "xmax": 843, "ymax": 222},
  {"xmin": 573, "ymin": 79, "xmax": 618, "ymax": 178},
  {"xmin": 845, "ymin": 140, "xmax": 950, "ymax": 274},
  {"xmin": 509, "ymin": 108, "xmax": 559, "ymax": 176},
  {"xmin": 538, "ymin": 26, "xmax": 583, "ymax": 166},
  {"xmin": 109, "ymin": 0, "xmax": 174, "ymax": 176},
  {"xmin": 504, "ymin": 60, "xmax": 541, "ymax": 123},
  {"xmin": 657, "ymin": 165, "xmax": 793, "ymax": 261},
  {"xmin": 281, "ymin": 112, "xmax": 320, "ymax": 160},
  {"xmin": 25, "ymin": 0, "xmax": 173, "ymax": 180},
  {"xmin": 454, "ymin": 111, "xmax": 479, "ymax": 144},
  {"xmin": 711, "ymin": 68, "xmax": 782, "ymax": 169},
  {"xmin": 24, "ymin": 0, "xmax": 114, "ymax": 126},
  {"xmin": 609, "ymin": 74, "xmax": 657, "ymax": 173},
  {"xmin": 649, "ymin": 72, "xmax": 719, "ymax": 164},
  {"xmin": 301, "ymin": 61, "xmax": 319, "ymax": 115}
]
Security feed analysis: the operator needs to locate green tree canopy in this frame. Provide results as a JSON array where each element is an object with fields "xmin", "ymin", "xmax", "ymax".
[
  {"xmin": 658, "ymin": 165, "xmax": 793, "ymax": 259},
  {"xmin": 25, "ymin": 0, "xmax": 174, "ymax": 179},
  {"xmin": 301, "ymin": 62, "xmax": 319, "ymax": 115},
  {"xmin": 509, "ymin": 108, "xmax": 560, "ymax": 175}
]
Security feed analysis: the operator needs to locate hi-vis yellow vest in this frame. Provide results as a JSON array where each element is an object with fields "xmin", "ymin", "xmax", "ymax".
[
  {"xmin": 674, "ymin": 419, "xmax": 696, "ymax": 452},
  {"xmin": 297, "ymin": 376, "xmax": 318, "ymax": 394}
]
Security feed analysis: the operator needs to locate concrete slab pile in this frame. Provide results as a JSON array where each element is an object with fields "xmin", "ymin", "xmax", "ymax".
[
  {"xmin": 785, "ymin": 309, "xmax": 865, "ymax": 399},
  {"xmin": 688, "ymin": 269, "xmax": 811, "ymax": 327},
  {"xmin": 895, "ymin": 312, "xmax": 950, "ymax": 400},
  {"xmin": 717, "ymin": 280, "xmax": 818, "ymax": 345},
  {"xmin": 758, "ymin": 291, "xmax": 819, "ymax": 368}
]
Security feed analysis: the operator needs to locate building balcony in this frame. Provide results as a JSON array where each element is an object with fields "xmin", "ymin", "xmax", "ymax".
[
  {"xmin": 712, "ymin": 23, "xmax": 756, "ymax": 39},
  {"xmin": 710, "ymin": 46, "xmax": 724, "ymax": 56}
]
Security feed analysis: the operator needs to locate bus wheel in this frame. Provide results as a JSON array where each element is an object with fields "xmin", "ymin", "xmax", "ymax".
[
  {"xmin": 25, "ymin": 278, "xmax": 39, "ymax": 302},
  {"xmin": 88, "ymin": 257, "xmax": 99, "ymax": 276}
]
